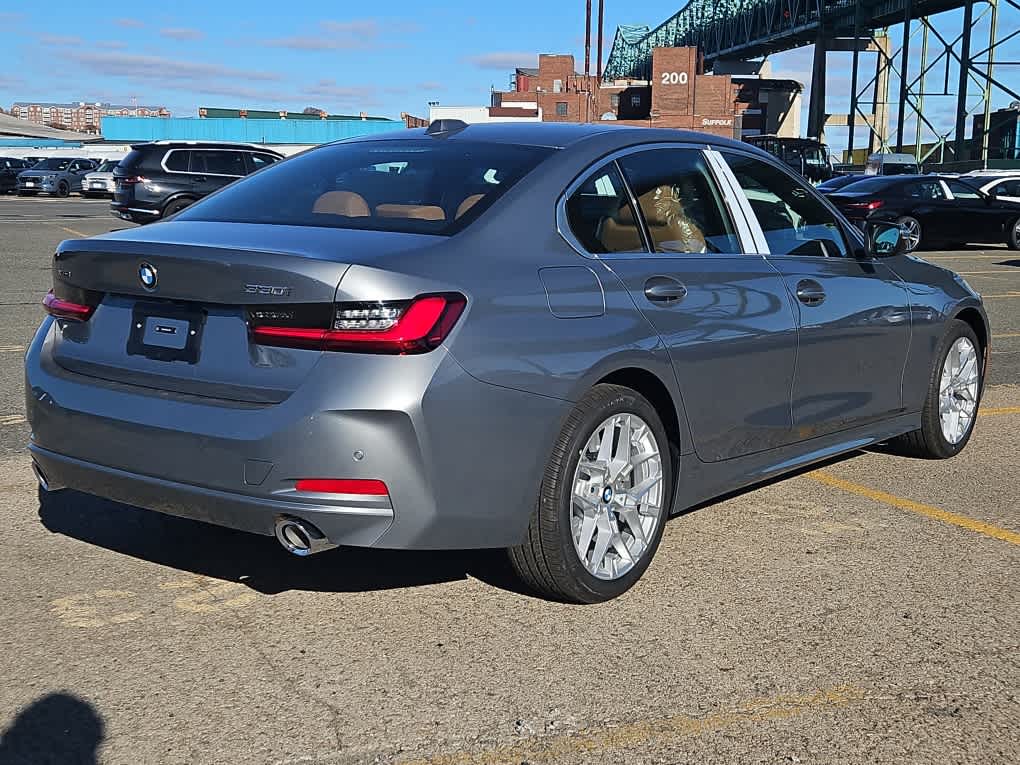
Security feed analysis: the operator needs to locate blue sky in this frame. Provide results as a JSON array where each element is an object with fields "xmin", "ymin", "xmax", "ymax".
[{"xmin": 2, "ymin": 1, "xmax": 1018, "ymax": 154}]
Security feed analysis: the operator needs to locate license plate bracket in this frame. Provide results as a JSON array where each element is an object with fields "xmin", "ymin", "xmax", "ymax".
[{"xmin": 127, "ymin": 302, "xmax": 206, "ymax": 363}]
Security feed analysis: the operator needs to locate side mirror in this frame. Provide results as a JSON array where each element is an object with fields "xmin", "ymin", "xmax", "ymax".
[{"xmin": 865, "ymin": 220, "xmax": 906, "ymax": 258}]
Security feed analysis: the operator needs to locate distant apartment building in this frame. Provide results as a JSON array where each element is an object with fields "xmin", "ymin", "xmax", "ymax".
[
  {"xmin": 490, "ymin": 50, "xmax": 802, "ymax": 139},
  {"xmin": 9, "ymin": 101, "xmax": 170, "ymax": 134}
]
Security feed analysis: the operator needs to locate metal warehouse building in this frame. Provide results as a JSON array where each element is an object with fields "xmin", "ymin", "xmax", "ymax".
[{"xmin": 100, "ymin": 109, "xmax": 402, "ymax": 145}]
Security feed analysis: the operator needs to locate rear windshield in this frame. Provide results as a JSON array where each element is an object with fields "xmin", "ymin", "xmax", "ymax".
[
  {"xmin": 176, "ymin": 139, "xmax": 556, "ymax": 235},
  {"xmin": 34, "ymin": 158, "xmax": 72, "ymax": 170},
  {"xmin": 837, "ymin": 177, "xmax": 898, "ymax": 193}
]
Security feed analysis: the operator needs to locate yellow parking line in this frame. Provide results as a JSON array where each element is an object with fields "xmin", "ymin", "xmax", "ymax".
[
  {"xmin": 993, "ymin": 333, "xmax": 1020, "ymax": 339},
  {"xmin": 0, "ymin": 345, "xmax": 25, "ymax": 353},
  {"xmin": 925, "ymin": 254, "xmax": 1011, "ymax": 260},
  {"xmin": 958, "ymin": 270, "xmax": 1020, "ymax": 274},
  {"xmin": 808, "ymin": 471, "xmax": 1020, "ymax": 546},
  {"xmin": 58, "ymin": 225, "xmax": 89, "ymax": 238},
  {"xmin": 982, "ymin": 292, "xmax": 1020, "ymax": 298},
  {"xmin": 980, "ymin": 406, "xmax": 1020, "ymax": 416},
  {"xmin": 397, "ymin": 686, "xmax": 865, "ymax": 765},
  {"xmin": 0, "ymin": 414, "xmax": 27, "ymax": 427}
]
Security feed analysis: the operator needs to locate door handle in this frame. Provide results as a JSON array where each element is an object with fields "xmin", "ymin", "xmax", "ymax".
[
  {"xmin": 795, "ymin": 279, "xmax": 826, "ymax": 306},
  {"xmin": 644, "ymin": 276, "xmax": 688, "ymax": 305}
]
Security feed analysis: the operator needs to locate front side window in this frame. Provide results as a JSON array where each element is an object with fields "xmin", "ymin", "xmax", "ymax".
[
  {"xmin": 905, "ymin": 180, "xmax": 945, "ymax": 200},
  {"xmin": 565, "ymin": 163, "xmax": 644, "ymax": 254},
  {"xmin": 249, "ymin": 153, "xmax": 279, "ymax": 173},
  {"xmin": 723, "ymin": 152, "xmax": 848, "ymax": 257},
  {"xmin": 619, "ymin": 149, "xmax": 741, "ymax": 254},
  {"xmin": 993, "ymin": 179, "xmax": 1020, "ymax": 197},
  {"xmin": 177, "ymin": 139, "xmax": 555, "ymax": 236},
  {"xmin": 947, "ymin": 180, "xmax": 982, "ymax": 200}
]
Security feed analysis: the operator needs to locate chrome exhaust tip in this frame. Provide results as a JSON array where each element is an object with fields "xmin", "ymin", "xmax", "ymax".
[
  {"xmin": 31, "ymin": 461, "xmax": 50, "ymax": 492},
  {"xmin": 274, "ymin": 517, "xmax": 338, "ymax": 557}
]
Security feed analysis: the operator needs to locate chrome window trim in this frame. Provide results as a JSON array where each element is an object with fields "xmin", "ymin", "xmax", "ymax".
[
  {"xmin": 704, "ymin": 148, "xmax": 767, "ymax": 254},
  {"xmin": 161, "ymin": 148, "xmax": 247, "ymax": 178},
  {"xmin": 555, "ymin": 141, "xmax": 761, "ymax": 261}
]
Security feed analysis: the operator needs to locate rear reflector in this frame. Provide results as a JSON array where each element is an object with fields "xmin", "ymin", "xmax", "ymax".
[
  {"xmin": 43, "ymin": 290, "xmax": 95, "ymax": 321},
  {"xmin": 250, "ymin": 293, "xmax": 466, "ymax": 355},
  {"xmin": 295, "ymin": 479, "xmax": 389, "ymax": 495}
]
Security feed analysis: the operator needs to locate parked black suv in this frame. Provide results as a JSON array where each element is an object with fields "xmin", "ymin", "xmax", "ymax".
[
  {"xmin": 0, "ymin": 157, "xmax": 33, "ymax": 194},
  {"xmin": 111, "ymin": 142, "xmax": 284, "ymax": 223}
]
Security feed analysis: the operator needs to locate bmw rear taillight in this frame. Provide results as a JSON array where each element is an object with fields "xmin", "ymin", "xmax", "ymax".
[
  {"xmin": 118, "ymin": 175, "xmax": 146, "ymax": 185},
  {"xmin": 249, "ymin": 293, "xmax": 466, "ymax": 354},
  {"xmin": 43, "ymin": 290, "xmax": 96, "ymax": 321}
]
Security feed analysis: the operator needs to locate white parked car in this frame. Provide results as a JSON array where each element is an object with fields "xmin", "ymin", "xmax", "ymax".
[
  {"xmin": 81, "ymin": 160, "xmax": 121, "ymax": 198},
  {"xmin": 967, "ymin": 174, "xmax": 1020, "ymax": 204}
]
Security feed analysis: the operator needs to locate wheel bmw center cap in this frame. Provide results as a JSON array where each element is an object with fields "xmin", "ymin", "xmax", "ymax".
[{"xmin": 602, "ymin": 485, "xmax": 614, "ymax": 504}]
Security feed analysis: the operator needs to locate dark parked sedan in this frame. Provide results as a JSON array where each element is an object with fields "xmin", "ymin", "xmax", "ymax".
[
  {"xmin": 0, "ymin": 157, "xmax": 33, "ymax": 193},
  {"xmin": 26, "ymin": 123, "xmax": 989, "ymax": 602},
  {"xmin": 824, "ymin": 174, "xmax": 1020, "ymax": 251}
]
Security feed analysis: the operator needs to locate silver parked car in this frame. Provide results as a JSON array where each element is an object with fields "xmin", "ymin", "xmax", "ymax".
[
  {"xmin": 26, "ymin": 123, "xmax": 989, "ymax": 602},
  {"xmin": 17, "ymin": 157, "xmax": 97, "ymax": 197},
  {"xmin": 80, "ymin": 159, "xmax": 121, "ymax": 198}
]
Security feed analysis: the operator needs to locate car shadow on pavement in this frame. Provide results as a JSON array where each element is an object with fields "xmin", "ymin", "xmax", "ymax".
[
  {"xmin": 997, "ymin": 259, "xmax": 1020, "ymax": 267},
  {"xmin": 0, "ymin": 692, "xmax": 103, "ymax": 765},
  {"xmin": 36, "ymin": 489, "xmax": 533, "ymax": 598}
]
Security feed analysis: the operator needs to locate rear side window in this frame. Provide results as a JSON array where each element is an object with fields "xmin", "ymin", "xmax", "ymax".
[
  {"xmin": 165, "ymin": 150, "xmax": 190, "ymax": 172},
  {"xmin": 192, "ymin": 150, "xmax": 246, "ymax": 176},
  {"xmin": 177, "ymin": 139, "xmax": 555, "ymax": 236},
  {"xmin": 565, "ymin": 163, "xmax": 644, "ymax": 254},
  {"xmin": 724, "ymin": 152, "xmax": 848, "ymax": 258},
  {"xmin": 619, "ymin": 149, "xmax": 741, "ymax": 254}
]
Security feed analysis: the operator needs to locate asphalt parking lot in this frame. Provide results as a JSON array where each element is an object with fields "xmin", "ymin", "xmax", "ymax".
[{"xmin": 0, "ymin": 195, "xmax": 1017, "ymax": 764}]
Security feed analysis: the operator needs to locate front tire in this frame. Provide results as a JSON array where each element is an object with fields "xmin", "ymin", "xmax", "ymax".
[
  {"xmin": 56, "ymin": 181, "xmax": 69, "ymax": 198},
  {"xmin": 509, "ymin": 384, "xmax": 673, "ymax": 603},
  {"xmin": 897, "ymin": 216, "xmax": 922, "ymax": 252},
  {"xmin": 887, "ymin": 320, "xmax": 982, "ymax": 459}
]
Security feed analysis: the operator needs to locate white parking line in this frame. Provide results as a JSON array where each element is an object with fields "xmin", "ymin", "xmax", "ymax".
[
  {"xmin": 0, "ymin": 345, "xmax": 26, "ymax": 353},
  {"xmin": 0, "ymin": 414, "xmax": 26, "ymax": 427}
]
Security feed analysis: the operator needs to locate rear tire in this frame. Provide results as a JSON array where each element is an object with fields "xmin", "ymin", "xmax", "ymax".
[
  {"xmin": 508, "ymin": 384, "xmax": 673, "ymax": 603},
  {"xmin": 887, "ymin": 320, "xmax": 982, "ymax": 459},
  {"xmin": 897, "ymin": 216, "xmax": 922, "ymax": 252},
  {"xmin": 1007, "ymin": 217, "xmax": 1020, "ymax": 250},
  {"xmin": 162, "ymin": 198, "xmax": 193, "ymax": 218}
]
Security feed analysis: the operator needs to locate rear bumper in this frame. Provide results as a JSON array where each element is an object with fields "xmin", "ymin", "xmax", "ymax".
[
  {"xmin": 26, "ymin": 317, "xmax": 567, "ymax": 550},
  {"xmin": 110, "ymin": 201, "xmax": 161, "ymax": 222},
  {"xmin": 31, "ymin": 445, "xmax": 394, "ymax": 545}
]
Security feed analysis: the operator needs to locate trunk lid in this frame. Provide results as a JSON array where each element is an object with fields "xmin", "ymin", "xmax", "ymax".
[{"xmin": 50, "ymin": 222, "xmax": 439, "ymax": 402}]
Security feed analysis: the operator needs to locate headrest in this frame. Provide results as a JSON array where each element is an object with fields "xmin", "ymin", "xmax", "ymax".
[
  {"xmin": 312, "ymin": 191, "xmax": 370, "ymax": 217},
  {"xmin": 376, "ymin": 204, "xmax": 446, "ymax": 221}
]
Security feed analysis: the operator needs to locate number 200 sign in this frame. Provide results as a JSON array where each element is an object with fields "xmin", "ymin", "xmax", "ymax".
[{"xmin": 660, "ymin": 71, "xmax": 689, "ymax": 85}]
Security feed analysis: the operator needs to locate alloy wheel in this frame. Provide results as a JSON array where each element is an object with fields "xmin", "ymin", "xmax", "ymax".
[
  {"xmin": 901, "ymin": 218, "xmax": 921, "ymax": 251},
  {"xmin": 939, "ymin": 337, "xmax": 979, "ymax": 444},
  {"xmin": 570, "ymin": 413, "xmax": 665, "ymax": 580}
]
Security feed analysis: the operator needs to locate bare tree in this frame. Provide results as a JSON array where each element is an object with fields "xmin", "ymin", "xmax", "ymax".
[{"xmin": 302, "ymin": 106, "xmax": 326, "ymax": 115}]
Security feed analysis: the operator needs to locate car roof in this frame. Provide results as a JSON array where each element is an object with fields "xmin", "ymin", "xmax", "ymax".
[
  {"xmin": 131, "ymin": 141, "xmax": 283, "ymax": 153},
  {"xmin": 344, "ymin": 121, "xmax": 752, "ymax": 152}
]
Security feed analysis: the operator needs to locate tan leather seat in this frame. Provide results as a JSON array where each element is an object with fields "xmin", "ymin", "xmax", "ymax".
[
  {"xmin": 599, "ymin": 204, "xmax": 643, "ymax": 252},
  {"xmin": 312, "ymin": 191, "xmax": 370, "ymax": 217},
  {"xmin": 375, "ymin": 204, "xmax": 446, "ymax": 221},
  {"xmin": 455, "ymin": 194, "xmax": 485, "ymax": 219}
]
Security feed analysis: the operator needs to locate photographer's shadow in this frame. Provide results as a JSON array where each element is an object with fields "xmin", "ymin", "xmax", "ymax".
[
  {"xmin": 37, "ymin": 489, "xmax": 529, "ymax": 597},
  {"xmin": 0, "ymin": 693, "xmax": 103, "ymax": 765}
]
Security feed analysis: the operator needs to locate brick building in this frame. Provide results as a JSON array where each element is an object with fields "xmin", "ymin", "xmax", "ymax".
[
  {"xmin": 492, "ymin": 48, "xmax": 802, "ymax": 139},
  {"xmin": 10, "ymin": 101, "xmax": 170, "ymax": 134}
]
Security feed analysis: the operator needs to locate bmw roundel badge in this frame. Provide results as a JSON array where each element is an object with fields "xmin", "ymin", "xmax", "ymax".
[{"xmin": 139, "ymin": 262, "xmax": 158, "ymax": 290}]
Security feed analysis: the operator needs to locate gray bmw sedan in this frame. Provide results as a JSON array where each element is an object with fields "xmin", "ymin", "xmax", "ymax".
[{"xmin": 26, "ymin": 122, "xmax": 989, "ymax": 602}]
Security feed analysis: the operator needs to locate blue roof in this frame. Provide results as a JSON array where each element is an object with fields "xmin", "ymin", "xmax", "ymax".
[{"xmin": 100, "ymin": 116, "xmax": 402, "ymax": 145}]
